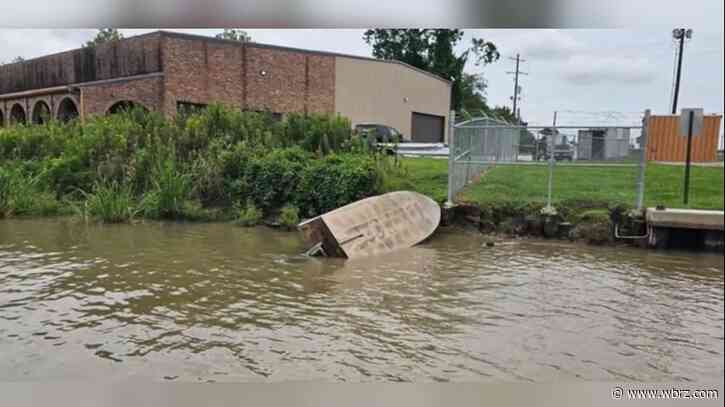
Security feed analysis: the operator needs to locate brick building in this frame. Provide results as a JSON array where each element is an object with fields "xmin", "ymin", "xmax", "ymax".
[{"xmin": 0, "ymin": 31, "xmax": 452, "ymax": 142}]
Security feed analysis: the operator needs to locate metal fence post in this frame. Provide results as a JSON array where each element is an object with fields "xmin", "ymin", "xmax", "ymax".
[
  {"xmin": 546, "ymin": 132, "xmax": 555, "ymax": 208},
  {"xmin": 446, "ymin": 110, "xmax": 456, "ymax": 207},
  {"xmin": 635, "ymin": 109, "xmax": 650, "ymax": 210},
  {"xmin": 546, "ymin": 114, "xmax": 557, "ymax": 209}
]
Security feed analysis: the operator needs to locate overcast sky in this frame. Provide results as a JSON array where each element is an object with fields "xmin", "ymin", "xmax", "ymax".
[{"xmin": 1, "ymin": 27, "xmax": 723, "ymax": 139}]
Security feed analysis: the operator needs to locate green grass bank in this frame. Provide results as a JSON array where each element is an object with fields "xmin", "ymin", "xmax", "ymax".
[
  {"xmin": 388, "ymin": 157, "xmax": 723, "ymax": 244},
  {"xmin": 2, "ymin": 107, "xmax": 722, "ymax": 245}
]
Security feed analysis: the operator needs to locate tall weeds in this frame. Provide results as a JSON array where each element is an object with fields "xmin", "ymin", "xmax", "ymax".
[
  {"xmin": 76, "ymin": 181, "xmax": 138, "ymax": 223},
  {"xmin": 0, "ymin": 166, "xmax": 60, "ymax": 217},
  {"xmin": 140, "ymin": 149, "xmax": 192, "ymax": 220},
  {"xmin": 1, "ymin": 104, "xmax": 386, "ymax": 223}
]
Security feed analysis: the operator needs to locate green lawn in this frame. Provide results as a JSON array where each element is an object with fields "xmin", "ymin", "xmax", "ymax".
[
  {"xmin": 391, "ymin": 158, "xmax": 724, "ymax": 210},
  {"xmin": 384, "ymin": 157, "xmax": 449, "ymax": 203}
]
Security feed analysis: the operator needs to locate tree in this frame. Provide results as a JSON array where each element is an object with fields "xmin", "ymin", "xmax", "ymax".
[
  {"xmin": 363, "ymin": 29, "xmax": 499, "ymax": 111},
  {"xmin": 216, "ymin": 29, "xmax": 251, "ymax": 42},
  {"xmin": 488, "ymin": 106, "xmax": 517, "ymax": 123},
  {"xmin": 458, "ymin": 73, "xmax": 489, "ymax": 118},
  {"xmin": 1, "ymin": 56, "xmax": 24, "ymax": 65},
  {"xmin": 84, "ymin": 29, "xmax": 124, "ymax": 48}
]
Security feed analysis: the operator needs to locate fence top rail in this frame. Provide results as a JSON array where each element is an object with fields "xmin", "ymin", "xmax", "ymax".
[{"xmin": 454, "ymin": 125, "xmax": 643, "ymax": 130}]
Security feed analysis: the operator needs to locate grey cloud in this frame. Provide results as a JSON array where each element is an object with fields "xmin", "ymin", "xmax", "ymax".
[
  {"xmin": 560, "ymin": 55, "xmax": 658, "ymax": 85},
  {"xmin": 516, "ymin": 30, "xmax": 584, "ymax": 60}
]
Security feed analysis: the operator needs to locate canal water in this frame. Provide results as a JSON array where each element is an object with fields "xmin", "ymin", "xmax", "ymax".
[{"xmin": 1, "ymin": 218, "xmax": 722, "ymax": 383}]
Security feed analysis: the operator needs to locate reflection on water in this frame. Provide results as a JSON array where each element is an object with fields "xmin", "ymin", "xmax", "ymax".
[{"xmin": 1, "ymin": 218, "xmax": 723, "ymax": 382}]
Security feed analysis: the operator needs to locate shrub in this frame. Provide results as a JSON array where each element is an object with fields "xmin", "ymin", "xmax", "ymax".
[
  {"xmin": 244, "ymin": 148, "xmax": 308, "ymax": 213},
  {"xmin": 279, "ymin": 204, "xmax": 300, "ymax": 229},
  {"xmin": 295, "ymin": 154, "xmax": 383, "ymax": 217},
  {"xmin": 281, "ymin": 112, "xmax": 352, "ymax": 154},
  {"xmin": 189, "ymin": 139, "xmax": 227, "ymax": 205},
  {"xmin": 77, "ymin": 181, "xmax": 138, "ymax": 223},
  {"xmin": 235, "ymin": 199, "xmax": 263, "ymax": 227}
]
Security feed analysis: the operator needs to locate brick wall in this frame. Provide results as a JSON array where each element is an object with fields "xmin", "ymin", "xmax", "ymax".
[
  {"xmin": 160, "ymin": 34, "xmax": 335, "ymax": 117},
  {"xmin": 306, "ymin": 54, "xmax": 335, "ymax": 114},
  {"xmin": 161, "ymin": 35, "xmax": 246, "ymax": 117},
  {"xmin": 245, "ymin": 46, "xmax": 307, "ymax": 113},
  {"xmin": 81, "ymin": 76, "xmax": 164, "ymax": 118},
  {"xmin": 1, "ymin": 32, "xmax": 337, "ymax": 123}
]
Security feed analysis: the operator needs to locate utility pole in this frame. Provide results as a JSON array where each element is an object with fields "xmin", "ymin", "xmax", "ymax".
[
  {"xmin": 671, "ymin": 28, "xmax": 693, "ymax": 114},
  {"xmin": 507, "ymin": 54, "xmax": 527, "ymax": 121}
]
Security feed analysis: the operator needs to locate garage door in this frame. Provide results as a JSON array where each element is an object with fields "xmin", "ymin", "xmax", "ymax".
[{"xmin": 411, "ymin": 112, "xmax": 445, "ymax": 143}]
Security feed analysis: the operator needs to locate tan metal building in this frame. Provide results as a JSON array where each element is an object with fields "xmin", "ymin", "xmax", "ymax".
[
  {"xmin": 334, "ymin": 56, "xmax": 452, "ymax": 143},
  {"xmin": 646, "ymin": 115, "xmax": 723, "ymax": 162}
]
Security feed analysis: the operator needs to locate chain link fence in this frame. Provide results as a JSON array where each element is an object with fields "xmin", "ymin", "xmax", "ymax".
[{"xmin": 446, "ymin": 111, "xmax": 650, "ymax": 209}]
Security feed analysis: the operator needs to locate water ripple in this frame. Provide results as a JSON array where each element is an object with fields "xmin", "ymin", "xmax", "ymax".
[{"xmin": 0, "ymin": 218, "xmax": 723, "ymax": 382}]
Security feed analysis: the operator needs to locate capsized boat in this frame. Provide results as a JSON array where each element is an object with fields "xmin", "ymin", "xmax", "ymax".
[{"xmin": 297, "ymin": 191, "xmax": 441, "ymax": 259}]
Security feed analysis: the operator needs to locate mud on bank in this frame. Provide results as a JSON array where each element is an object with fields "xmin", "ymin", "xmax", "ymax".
[{"xmin": 439, "ymin": 199, "xmax": 653, "ymax": 248}]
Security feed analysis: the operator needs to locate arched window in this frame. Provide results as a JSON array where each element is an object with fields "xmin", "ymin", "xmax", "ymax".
[
  {"xmin": 32, "ymin": 100, "xmax": 51, "ymax": 125},
  {"xmin": 10, "ymin": 104, "xmax": 26, "ymax": 125},
  {"xmin": 107, "ymin": 100, "xmax": 148, "ymax": 115},
  {"xmin": 57, "ymin": 97, "xmax": 80, "ymax": 123}
]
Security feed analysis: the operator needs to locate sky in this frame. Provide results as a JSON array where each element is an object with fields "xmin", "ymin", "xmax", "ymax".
[{"xmin": 1, "ymin": 27, "xmax": 723, "ymax": 141}]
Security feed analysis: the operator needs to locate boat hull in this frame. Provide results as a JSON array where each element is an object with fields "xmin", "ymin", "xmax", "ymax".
[{"xmin": 298, "ymin": 191, "xmax": 441, "ymax": 259}]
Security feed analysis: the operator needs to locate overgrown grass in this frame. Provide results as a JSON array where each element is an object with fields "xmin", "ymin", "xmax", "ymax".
[
  {"xmin": 0, "ymin": 166, "xmax": 62, "ymax": 217},
  {"xmin": 140, "ymin": 151, "xmax": 192, "ymax": 220},
  {"xmin": 235, "ymin": 199, "xmax": 263, "ymax": 227},
  {"xmin": 279, "ymin": 204, "xmax": 300, "ymax": 229},
  {"xmin": 1, "ymin": 104, "xmax": 390, "ymax": 223},
  {"xmin": 76, "ymin": 181, "xmax": 138, "ymax": 223}
]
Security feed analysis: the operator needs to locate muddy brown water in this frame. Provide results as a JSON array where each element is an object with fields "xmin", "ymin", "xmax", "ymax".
[{"xmin": 1, "ymin": 218, "xmax": 723, "ymax": 383}]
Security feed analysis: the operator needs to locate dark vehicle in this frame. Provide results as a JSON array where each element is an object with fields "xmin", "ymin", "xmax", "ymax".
[
  {"xmin": 354, "ymin": 123, "xmax": 405, "ymax": 144},
  {"xmin": 543, "ymin": 144, "xmax": 574, "ymax": 161},
  {"xmin": 534, "ymin": 134, "xmax": 574, "ymax": 161},
  {"xmin": 354, "ymin": 123, "xmax": 405, "ymax": 155}
]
